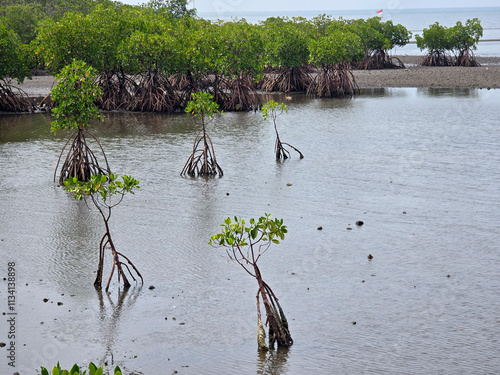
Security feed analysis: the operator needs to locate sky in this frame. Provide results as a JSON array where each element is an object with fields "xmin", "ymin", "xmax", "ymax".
[{"xmin": 119, "ymin": 0, "xmax": 500, "ymax": 13}]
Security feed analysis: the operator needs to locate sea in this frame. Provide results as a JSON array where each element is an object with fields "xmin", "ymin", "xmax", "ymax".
[{"xmin": 198, "ymin": 7, "xmax": 500, "ymax": 57}]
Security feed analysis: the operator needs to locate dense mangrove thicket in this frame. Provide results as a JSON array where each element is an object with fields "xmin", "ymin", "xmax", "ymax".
[{"xmin": 0, "ymin": 0, "xmax": 483, "ymax": 112}]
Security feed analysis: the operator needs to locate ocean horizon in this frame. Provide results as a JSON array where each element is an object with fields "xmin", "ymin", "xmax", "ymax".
[{"xmin": 198, "ymin": 7, "xmax": 500, "ymax": 56}]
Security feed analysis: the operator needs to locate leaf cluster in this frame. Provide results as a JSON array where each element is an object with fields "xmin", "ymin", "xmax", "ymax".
[
  {"xmin": 145, "ymin": 0, "xmax": 196, "ymax": 19},
  {"xmin": 63, "ymin": 174, "xmax": 140, "ymax": 206},
  {"xmin": 261, "ymin": 100, "xmax": 287, "ymax": 121},
  {"xmin": 209, "ymin": 213, "xmax": 287, "ymax": 256},
  {"xmin": 0, "ymin": 20, "xmax": 31, "ymax": 83},
  {"xmin": 260, "ymin": 17, "xmax": 309, "ymax": 69},
  {"xmin": 185, "ymin": 92, "xmax": 221, "ymax": 120},
  {"xmin": 416, "ymin": 18, "xmax": 483, "ymax": 54},
  {"xmin": 40, "ymin": 362, "xmax": 122, "ymax": 375},
  {"xmin": 308, "ymin": 29, "xmax": 364, "ymax": 66},
  {"xmin": 50, "ymin": 59, "xmax": 103, "ymax": 133}
]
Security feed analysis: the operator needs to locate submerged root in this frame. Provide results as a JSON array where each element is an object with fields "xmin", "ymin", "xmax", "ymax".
[
  {"xmin": 55, "ymin": 129, "xmax": 110, "ymax": 185},
  {"xmin": 307, "ymin": 63, "xmax": 358, "ymax": 98},
  {"xmin": 126, "ymin": 71, "xmax": 180, "ymax": 112},
  {"xmin": 262, "ymin": 66, "xmax": 312, "ymax": 93},
  {"xmin": 275, "ymin": 138, "xmax": 303, "ymax": 161},
  {"xmin": 220, "ymin": 73, "xmax": 260, "ymax": 112},
  {"xmin": 181, "ymin": 129, "xmax": 223, "ymax": 177},
  {"xmin": 258, "ymin": 319, "xmax": 269, "ymax": 351},
  {"xmin": 172, "ymin": 73, "xmax": 210, "ymax": 109},
  {"xmin": 95, "ymin": 231, "xmax": 143, "ymax": 291},
  {"xmin": 261, "ymin": 281, "xmax": 293, "ymax": 349},
  {"xmin": 95, "ymin": 72, "xmax": 135, "ymax": 111},
  {"xmin": 0, "ymin": 83, "xmax": 35, "ymax": 112}
]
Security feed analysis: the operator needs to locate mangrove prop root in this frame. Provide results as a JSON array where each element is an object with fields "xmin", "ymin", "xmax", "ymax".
[
  {"xmin": 255, "ymin": 265, "xmax": 293, "ymax": 350},
  {"xmin": 275, "ymin": 138, "xmax": 304, "ymax": 161},
  {"xmin": 262, "ymin": 66, "xmax": 312, "ymax": 93},
  {"xmin": 353, "ymin": 50, "xmax": 405, "ymax": 70},
  {"xmin": 54, "ymin": 129, "xmax": 111, "ymax": 185},
  {"xmin": 307, "ymin": 63, "xmax": 359, "ymax": 98},
  {"xmin": 95, "ymin": 71, "xmax": 135, "ymax": 111},
  {"xmin": 273, "ymin": 118, "xmax": 303, "ymax": 161},
  {"xmin": 258, "ymin": 319, "xmax": 269, "ymax": 351},
  {"xmin": 181, "ymin": 128, "xmax": 223, "ymax": 177},
  {"xmin": 421, "ymin": 51, "xmax": 453, "ymax": 66},
  {"xmin": 173, "ymin": 72, "xmax": 211, "ymax": 109},
  {"xmin": 221, "ymin": 73, "xmax": 261, "ymax": 112},
  {"xmin": 94, "ymin": 218, "xmax": 143, "ymax": 292},
  {"xmin": 126, "ymin": 71, "xmax": 180, "ymax": 113},
  {"xmin": 0, "ymin": 83, "xmax": 35, "ymax": 113},
  {"xmin": 455, "ymin": 49, "xmax": 480, "ymax": 67}
]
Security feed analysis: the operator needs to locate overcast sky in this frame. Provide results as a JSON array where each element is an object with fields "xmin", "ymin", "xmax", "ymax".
[{"xmin": 120, "ymin": 0, "xmax": 499, "ymax": 13}]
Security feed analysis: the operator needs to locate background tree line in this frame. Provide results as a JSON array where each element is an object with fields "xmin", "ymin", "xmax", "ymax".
[{"xmin": 0, "ymin": 0, "xmax": 482, "ymax": 112}]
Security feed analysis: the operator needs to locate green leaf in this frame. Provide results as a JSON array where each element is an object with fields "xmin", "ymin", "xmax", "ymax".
[
  {"xmin": 41, "ymin": 367, "xmax": 49, "ymax": 375},
  {"xmin": 88, "ymin": 363, "xmax": 97, "ymax": 375},
  {"xmin": 70, "ymin": 364, "xmax": 80, "ymax": 375}
]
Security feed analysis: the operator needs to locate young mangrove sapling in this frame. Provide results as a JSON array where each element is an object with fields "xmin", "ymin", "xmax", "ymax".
[
  {"xmin": 51, "ymin": 60, "xmax": 110, "ymax": 185},
  {"xmin": 64, "ymin": 173, "xmax": 143, "ymax": 291},
  {"xmin": 209, "ymin": 214, "xmax": 293, "ymax": 350},
  {"xmin": 262, "ymin": 100, "xmax": 303, "ymax": 161},
  {"xmin": 181, "ymin": 92, "xmax": 223, "ymax": 177}
]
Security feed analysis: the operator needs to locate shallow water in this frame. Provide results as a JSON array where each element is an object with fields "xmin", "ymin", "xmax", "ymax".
[{"xmin": 1, "ymin": 88, "xmax": 499, "ymax": 374}]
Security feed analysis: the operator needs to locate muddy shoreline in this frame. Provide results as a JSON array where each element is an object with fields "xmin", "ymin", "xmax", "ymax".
[{"xmin": 12, "ymin": 55, "xmax": 500, "ymax": 97}]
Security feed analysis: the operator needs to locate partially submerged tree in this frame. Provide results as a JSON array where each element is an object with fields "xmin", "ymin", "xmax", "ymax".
[
  {"xmin": 213, "ymin": 20, "xmax": 264, "ymax": 111},
  {"xmin": 120, "ymin": 24, "xmax": 181, "ymax": 112},
  {"xmin": 0, "ymin": 21, "xmax": 33, "ymax": 112},
  {"xmin": 307, "ymin": 29, "xmax": 363, "ymax": 98},
  {"xmin": 51, "ymin": 60, "xmax": 110, "ymax": 185},
  {"xmin": 209, "ymin": 214, "xmax": 293, "ymax": 350},
  {"xmin": 260, "ymin": 17, "xmax": 311, "ymax": 93},
  {"xmin": 262, "ymin": 100, "xmax": 303, "ymax": 160},
  {"xmin": 181, "ymin": 92, "xmax": 223, "ymax": 177},
  {"xmin": 64, "ymin": 173, "xmax": 143, "ymax": 291},
  {"xmin": 416, "ymin": 22, "xmax": 453, "ymax": 66}
]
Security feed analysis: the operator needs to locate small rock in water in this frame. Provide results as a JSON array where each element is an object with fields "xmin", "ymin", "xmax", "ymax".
[
  {"xmin": 57, "ymin": 302, "xmax": 63, "ymax": 306},
  {"xmin": 317, "ymin": 226, "xmax": 323, "ymax": 230},
  {"xmin": 355, "ymin": 220, "xmax": 364, "ymax": 226},
  {"xmin": 352, "ymin": 321, "xmax": 357, "ymax": 325},
  {"xmin": 368, "ymin": 254, "xmax": 373, "ymax": 260},
  {"xmin": 286, "ymin": 183, "xmax": 293, "ymax": 186},
  {"xmin": 148, "ymin": 285, "xmax": 155, "ymax": 290},
  {"xmin": 346, "ymin": 227, "xmax": 352, "ymax": 231},
  {"xmin": 43, "ymin": 298, "xmax": 49, "ymax": 303}
]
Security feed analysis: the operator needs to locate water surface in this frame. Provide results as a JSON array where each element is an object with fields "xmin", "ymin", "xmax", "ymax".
[{"xmin": 1, "ymin": 88, "xmax": 499, "ymax": 374}]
